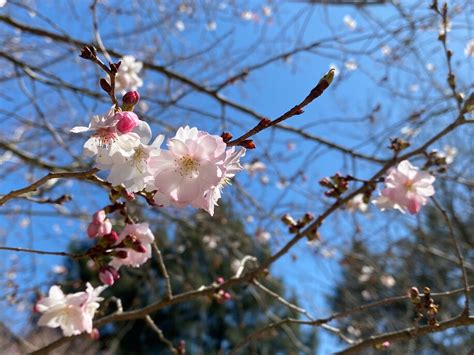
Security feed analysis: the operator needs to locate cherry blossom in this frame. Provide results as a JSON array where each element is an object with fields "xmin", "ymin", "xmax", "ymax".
[
  {"xmin": 102, "ymin": 135, "xmax": 164, "ymax": 193},
  {"xmin": 109, "ymin": 223, "xmax": 155, "ymax": 269},
  {"xmin": 191, "ymin": 147, "xmax": 245, "ymax": 215},
  {"xmin": 36, "ymin": 283, "xmax": 106, "ymax": 336},
  {"xmin": 115, "ymin": 55, "xmax": 143, "ymax": 92},
  {"xmin": 150, "ymin": 126, "xmax": 229, "ymax": 210},
  {"xmin": 373, "ymin": 160, "xmax": 435, "ymax": 214}
]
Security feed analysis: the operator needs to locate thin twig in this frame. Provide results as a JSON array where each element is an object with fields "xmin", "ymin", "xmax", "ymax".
[
  {"xmin": 152, "ymin": 242, "xmax": 173, "ymax": 300},
  {"xmin": 432, "ymin": 197, "xmax": 470, "ymax": 312},
  {"xmin": 0, "ymin": 168, "xmax": 99, "ymax": 206},
  {"xmin": 253, "ymin": 280, "xmax": 314, "ymax": 321},
  {"xmin": 0, "ymin": 246, "xmax": 85, "ymax": 259},
  {"xmin": 144, "ymin": 315, "xmax": 177, "ymax": 354}
]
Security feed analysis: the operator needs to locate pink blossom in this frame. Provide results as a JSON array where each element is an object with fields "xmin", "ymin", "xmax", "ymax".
[
  {"xmin": 87, "ymin": 210, "xmax": 112, "ymax": 238},
  {"xmin": 150, "ymin": 126, "xmax": 227, "ymax": 208},
  {"xmin": 36, "ymin": 283, "xmax": 106, "ymax": 337},
  {"xmin": 109, "ymin": 223, "xmax": 155, "ymax": 269},
  {"xmin": 115, "ymin": 111, "xmax": 139, "ymax": 134},
  {"xmin": 373, "ymin": 160, "xmax": 435, "ymax": 214}
]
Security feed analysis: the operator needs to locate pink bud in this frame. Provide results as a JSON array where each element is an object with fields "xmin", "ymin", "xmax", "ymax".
[
  {"xmin": 133, "ymin": 243, "xmax": 147, "ymax": 253},
  {"xmin": 122, "ymin": 91, "xmax": 140, "ymax": 106},
  {"xmin": 382, "ymin": 341, "xmax": 390, "ymax": 348},
  {"xmin": 115, "ymin": 111, "xmax": 139, "ymax": 134},
  {"xmin": 407, "ymin": 198, "xmax": 421, "ymax": 214},
  {"xmin": 103, "ymin": 230, "xmax": 119, "ymax": 244},
  {"xmin": 92, "ymin": 210, "xmax": 106, "ymax": 224},
  {"xmin": 115, "ymin": 250, "xmax": 128, "ymax": 259},
  {"xmin": 216, "ymin": 277, "xmax": 225, "ymax": 285},
  {"xmin": 223, "ymin": 292, "xmax": 231, "ymax": 301},
  {"xmin": 87, "ymin": 222, "xmax": 100, "ymax": 238},
  {"xmin": 33, "ymin": 302, "xmax": 40, "ymax": 313},
  {"xmin": 99, "ymin": 266, "xmax": 120, "ymax": 286},
  {"xmin": 90, "ymin": 328, "xmax": 100, "ymax": 340}
]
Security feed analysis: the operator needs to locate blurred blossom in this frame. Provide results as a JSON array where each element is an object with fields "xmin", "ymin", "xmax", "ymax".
[
  {"xmin": 241, "ymin": 11, "xmax": 258, "ymax": 22},
  {"xmin": 321, "ymin": 247, "xmax": 336, "ymax": 258},
  {"xmin": 380, "ymin": 275, "xmax": 396, "ymax": 288},
  {"xmin": 256, "ymin": 229, "xmax": 271, "ymax": 244},
  {"xmin": 381, "ymin": 45, "xmax": 391, "ymax": 56},
  {"xmin": 20, "ymin": 218, "xmax": 30, "ymax": 228},
  {"xmin": 329, "ymin": 63, "xmax": 339, "ymax": 77},
  {"xmin": 52, "ymin": 265, "xmax": 67, "ymax": 275},
  {"xmin": 426, "ymin": 63, "xmax": 436, "ymax": 71},
  {"xmin": 206, "ymin": 21, "xmax": 217, "ymax": 31},
  {"xmin": 114, "ymin": 56, "xmax": 143, "ymax": 92},
  {"xmin": 0, "ymin": 0, "xmax": 6, "ymax": 7},
  {"xmin": 286, "ymin": 141, "xmax": 296, "ymax": 151},
  {"xmin": 400, "ymin": 126, "xmax": 421, "ymax": 138},
  {"xmin": 409, "ymin": 84, "xmax": 419, "ymax": 92},
  {"xmin": 244, "ymin": 160, "xmax": 266, "ymax": 175},
  {"xmin": 245, "ymin": 215, "xmax": 254, "ymax": 223},
  {"xmin": 175, "ymin": 20, "xmax": 185, "ymax": 32},
  {"xmin": 203, "ymin": 235, "xmax": 218, "ymax": 249},
  {"xmin": 465, "ymin": 39, "xmax": 474, "ymax": 57},
  {"xmin": 262, "ymin": 5, "xmax": 272, "ymax": 17},
  {"xmin": 178, "ymin": 4, "xmax": 192, "ymax": 14},
  {"xmin": 347, "ymin": 194, "xmax": 368, "ymax": 213},
  {"xmin": 344, "ymin": 59, "xmax": 358, "ymax": 71},
  {"xmin": 438, "ymin": 19, "xmax": 451, "ymax": 35},
  {"xmin": 53, "ymin": 224, "xmax": 62, "ymax": 235},
  {"xmin": 347, "ymin": 326, "xmax": 361, "ymax": 337},
  {"xmin": 358, "ymin": 265, "xmax": 374, "ymax": 283},
  {"xmin": 361, "ymin": 290, "xmax": 372, "ymax": 300},
  {"xmin": 0, "ymin": 151, "xmax": 13, "ymax": 165},
  {"xmin": 343, "ymin": 15, "xmax": 357, "ymax": 31},
  {"xmin": 440, "ymin": 145, "xmax": 458, "ymax": 165}
]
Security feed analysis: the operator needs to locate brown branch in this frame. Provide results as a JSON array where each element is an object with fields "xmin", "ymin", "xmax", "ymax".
[
  {"xmin": 152, "ymin": 242, "xmax": 173, "ymax": 300},
  {"xmin": 0, "ymin": 246, "xmax": 85, "ymax": 259},
  {"xmin": 337, "ymin": 314, "xmax": 474, "ymax": 354},
  {"xmin": 226, "ymin": 69, "xmax": 335, "ymax": 147},
  {"xmin": 144, "ymin": 315, "xmax": 177, "ymax": 354},
  {"xmin": 0, "ymin": 168, "xmax": 99, "ymax": 206}
]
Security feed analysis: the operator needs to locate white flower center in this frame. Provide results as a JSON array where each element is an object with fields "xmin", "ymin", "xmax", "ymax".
[
  {"xmin": 175, "ymin": 156, "xmax": 200, "ymax": 178},
  {"xmin": 131, "ymin": 146, "xmax": 148, "ymax": 173}
]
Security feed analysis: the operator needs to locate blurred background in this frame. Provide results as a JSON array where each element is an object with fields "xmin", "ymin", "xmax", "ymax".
[{"xmin": 0, "ymin": 0, "xmax": 473, "ymax": 354}]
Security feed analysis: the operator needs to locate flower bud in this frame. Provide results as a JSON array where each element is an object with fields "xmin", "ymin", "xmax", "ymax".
[
  {"xmin": 102, "ymin": 230, "xmax": 119, "ymax": 245},
  {"xmin": 99, "ymin": 266, "xmax": 120, "ymax": 286},
  {"xmin": 115, "ymin": 250, "xmax": 128, "ymax": 259},
  {"xmin": 241, "ymin": 140, "xmax": 256, "ymax": 149},
  {"xmin": 216, "ymin": 277, "xmax": 225, "ymax": 285},
  {"xmin": 90, "ymin": 328, "xmax": 100, "ymax": 340},
  {"xmin": 221, "ymin": 132, "xmax": 233, "ymax": 143},
  {"xmin": 115, "ymin": 111, "xmax": 139, "ymax": 134},
  {"xmin": 122, "ymin": 91, "xmax": 140, "ymax": 110},
  {"xmin": 281, "ymin": 214, "xmax": 297, "ymax": 227},
  {"xmin": 133, "ymin": 243, "xmax": 148, "ymax": 253}
]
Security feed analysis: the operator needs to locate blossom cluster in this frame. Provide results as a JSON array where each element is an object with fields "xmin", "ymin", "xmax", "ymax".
[{"xmin": 71, "ymin": 95, "xmax": 245, "ymax": 216}]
